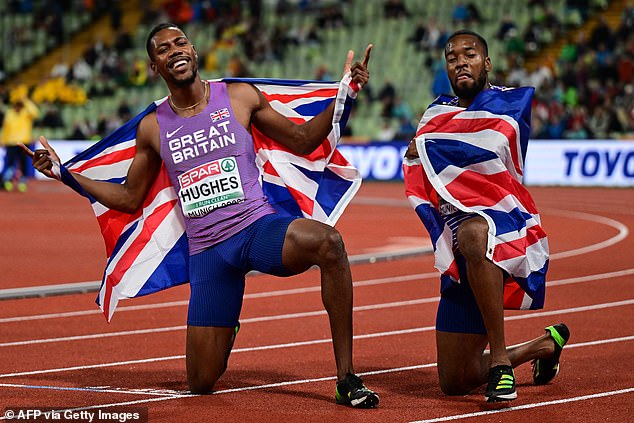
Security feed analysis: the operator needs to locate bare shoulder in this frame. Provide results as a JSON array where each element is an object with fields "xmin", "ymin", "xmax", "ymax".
[
  {"xmin": 136, "ymin": 111, "xmax": 160, "ymax": 153},
  {"xmin": 226, "ymin": 81, "xmax": 262, "ymax": 110}
]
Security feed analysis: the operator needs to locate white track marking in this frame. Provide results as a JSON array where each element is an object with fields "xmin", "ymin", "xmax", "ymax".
[
  {"xmin": 3, "ymin": 264, "xmax": 633, "ymax": 325},
  {"xmin": 0, "ymin": 383, "xmax": 189, "ymax": 397},
  {"xmin": 2, "ymin": 267, "xmax": 632, "ymax": 346},
  {"xmin": 407, "ymin": 388, "xmax": 634, "ymax": 423},
  {"xmin": 0, "ymin": 268, "xmax": 634, "ymax": 347},
  {"xmin": 1, "ymin": 336, "xmax": 632, "ymax": 419},
  {"xmin": 0, "ymin": 298, "xmax": 440, "ymax": 348},
  {"xmin": 0, "ymin": 272, "xmax": 438, "ymax": 323},
  {"xmin": 2, "ymin": 300, "xmax": 632, "ymax": 378},
  {"xmin": 2, "ymin": 206, "xmax": 628, "ymax": 323},
  {"xmin": 0, "ymin": 207, "xmax": 628, "ymax": 323},
  {"xmin": 545, "ymin": 208, "xmax": 630, "ymax": 259}
]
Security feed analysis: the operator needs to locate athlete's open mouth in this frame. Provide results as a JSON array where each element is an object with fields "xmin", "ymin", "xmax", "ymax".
[{"xmin": 168, "ymin": 57, "xmax": 190, "ymax": 70}]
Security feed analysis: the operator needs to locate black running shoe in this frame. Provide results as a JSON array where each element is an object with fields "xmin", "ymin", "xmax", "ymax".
[
  {"xmin": 335, "ymin": 373, "xmax": 379, "ymax": 408},
  {"xmin": 485, "ymin": 365, "xmax": 517, "ymax": 402},
  {"xmin": 532, "ymin": 323, "xmax": 570, "ymax": 385}
]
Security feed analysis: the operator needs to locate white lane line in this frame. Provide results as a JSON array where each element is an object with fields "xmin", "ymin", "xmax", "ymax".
[
  {"xmin": 1, "ymin": 336, "xmax": 633, "ymax": 419},
  {"xmin": 1, "ymin": 206, "xmax": 628, "ymax": 323},
  {"xmin": 0, "ymin": 383, "xmax": 189, "ymax": 397},
  {"xmin": 0, "ymin": 298, "xmax": 441, "ymax": 348},
  {"xmin": 3, "ymin": 267, "xmax": 633, "ymax": 347},
  {"xmin": 0, "ymin": 246, "xmax": 432, "ymax": 300},
  {"xmin": 407, "ymin": 388, "xmax": 634, "ymax": 423},
  {"xmin": 2, "ymin": 301, "xmax": 632, "ymax": 378},
  {"xmin": 547, "ymin": 268, "xmax": 634, "ymax": 286},
  {"xmin": 0, "ymin": 272, "xmax": 439, "ymax": 324},
  {"xmin": 545, "ymin": 208, "xmax": 630, "ymax": 260},
  {"xmin": 3, "ymin": 264, "xmax": 633, "ymax": 326}
]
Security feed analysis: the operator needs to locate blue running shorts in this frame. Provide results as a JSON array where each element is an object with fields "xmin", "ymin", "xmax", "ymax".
[
  {"xmin": 436, "ymin": 277, "xmax": 487, "ymax": 335},
  {"xmin": 187, "ymin": 214, "xmax": 297, "ymax": 327}
]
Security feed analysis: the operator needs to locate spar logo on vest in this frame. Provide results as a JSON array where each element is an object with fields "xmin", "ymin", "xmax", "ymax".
[{"xmin": 177, "ymin": 157, "xmax": 245, "ymax": 218}]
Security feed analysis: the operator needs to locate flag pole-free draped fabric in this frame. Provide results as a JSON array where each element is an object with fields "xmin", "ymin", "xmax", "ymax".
[
  {"xmin": 59, "ymin": 75, "xmax": 362, "ymax": 321},
  {"xmin": 402, "ymin": 87, "xmax": 548, "ymax": 310}
]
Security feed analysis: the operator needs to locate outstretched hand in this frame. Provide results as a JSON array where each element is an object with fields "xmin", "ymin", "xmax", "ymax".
[
  {"xmin": 343, "ymin": 44, "xmax": 373, "ymax": 89},
  {"xmin": 19, "ymin": 136, "xmax": 61, "ymax": 180}
]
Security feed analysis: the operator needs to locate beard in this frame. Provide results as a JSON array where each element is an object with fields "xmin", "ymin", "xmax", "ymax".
[
  {"xmin": 172, "ymin": 68, "xmax": 198, "ymax": 87},
  {"xmin": 452, "ymin": 68, "xmax": 488, "ymax": 100},
  {"xmin": 168, "ymin": 59, "xmax": 199, "ymax": 87}
]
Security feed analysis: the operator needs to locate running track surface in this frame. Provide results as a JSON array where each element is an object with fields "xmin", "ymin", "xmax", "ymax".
[{"xmin": 1, "ymin": 181, "xmax": 633, "ymax": 422}]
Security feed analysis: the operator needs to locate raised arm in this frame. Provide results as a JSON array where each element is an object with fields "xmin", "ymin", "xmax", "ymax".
[
  {"xmin": 250, "ymin": 44, "xmax": 372, "ymax": 155},
  {"xmin": 22, "ymin": 114, "xmax": 163, "ymax": 213}
]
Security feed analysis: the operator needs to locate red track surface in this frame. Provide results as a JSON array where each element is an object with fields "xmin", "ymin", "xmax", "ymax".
[{"xmin": 1, "ymin": 181, "xmax": 633, "ymax": 422}]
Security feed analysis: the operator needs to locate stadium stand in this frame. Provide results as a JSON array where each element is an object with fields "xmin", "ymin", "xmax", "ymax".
[{"xmin": 0, "ymin": 0, "xmax": 631, "ymax": 142}]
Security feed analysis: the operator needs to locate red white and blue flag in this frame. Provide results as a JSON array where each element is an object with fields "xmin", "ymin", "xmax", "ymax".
[
  {"xmin": 403, "ymin": 87, "xmax": 548, "ymax": 310},
  {"xmin": 210, "ymin": 107, "xmax": 230, "ymax": 122},
  {"xmin": 59, "ymin": 76, "xmax": 361, "ymax": 321}
]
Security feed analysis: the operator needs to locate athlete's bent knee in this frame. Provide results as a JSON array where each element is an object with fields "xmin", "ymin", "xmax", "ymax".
[
  {"xmin": 456, "ymin": 218, "xmax": 488, "ymax": 260},
  {"xmin": 188, "ymin": 371, "xmax": 222, "ymax": 394},
  {"xmin": 439, "ymin": 378, "xmax": 471, "ymax": 396},
  {"xmin": 317, "ymin": 227, "xmax": 347, "ymax": 264}
]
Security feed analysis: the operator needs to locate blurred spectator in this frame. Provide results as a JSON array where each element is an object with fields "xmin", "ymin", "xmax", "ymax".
[
  {"xmin": 497, "ymin": 15, "xmax": 517, "ymax": 41},
  {"xmin": 384, "ymin": 0, "xmax": 409, "ymax": 19},
  {"xmin": 466, "ymin": 3, "xmax": 483, "ymax": 24},
  {"xmin": 39, "ymin": 105, "xmax": 64, "ymax": 128},
  {"xmin": 505, "ymin": 28, "xmax": 526, "ymax": 56},
  {"xmin": 378, "ymin": 79, "xmax": 396, "ymax": 117},
  {"xmin": 431, "ymin": 54, "xmax": 451, "ymax": 97},
  {"xmin": 392, "ymin": 96, "xmax": 413, "ymax": 122},
  {"xmin": 163, "ymin": 0, "xmax": 194, "ymax": 25},
  {"xmin": 395, "ymin": 116, "xmax": 417, "ymax": 141},
  {"xmin": 1, "ymin": 95, "xmax": 39, "ymax": 192},
  {"xmin": 68, "ymin": 119, "xmax": 92, "ymax": 140},
  {"xmin": 50, "ymin": 61, "xmax": 69, "ymax": 79},
  {"xmin": 316, "ymin": 4, "xmax": 344, "ymax": 28},
  {"xmin": 315, "ymin": 65, "xmax": 333, "ymax": 81},
  {"xmin": 587, "ymin": 104, "xmax": 610, "ymax": 138},
  {"xmin": 452, "ymin": 2, "xmax": 469, "ymax": 25},
  {"xmin": 72, "ymin": 56, "xmax": 93, "ymax": 82},
  {"xmin": 114, "ymin": 30, "xmax": 134, "ymax": 54},
  {"xmin": 128, "ymin": 58, "xmax": 148, "ymax": 87},
  {"xmin": 376, "ymin": 119, "xmax": 396, "ymax": 141},
  {"xmin": 117, "ymin": 101, "xmax": 132, "ymax": 122},
  {"xmin": 226, "ymin": 54, "xmax": 251, "ymax": 77},
  {"xmin": 408, "ymin": 20, "xmax": 428, "ymax": 51},
  {"xmin": 564, "ymin": 119, "xmax": 589, "ymax": 139},
  {"xmin": 110, "ymin": 0, "xmax": 122, "ymax": 30},
  {"xmin": 590, "ymin": 16, "xmax": 614, "ymax": 49}
]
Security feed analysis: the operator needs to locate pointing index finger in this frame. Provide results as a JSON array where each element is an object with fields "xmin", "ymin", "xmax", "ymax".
[
  {"xmin": 344, "ymin": 49, "xmax": 354, "ymax": 73},
  {"xmin": 18, "ymin": 142, "xmax": 35, "ymax": 158},
  {"xmin": 362, "ymin": 44, "xmax": 373, "ymax": 67}
]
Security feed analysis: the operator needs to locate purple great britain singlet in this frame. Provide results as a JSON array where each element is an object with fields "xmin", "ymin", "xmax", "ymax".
[{"xmin": 157, "ymin": 81, "xmax": 276, "ymax": 255}]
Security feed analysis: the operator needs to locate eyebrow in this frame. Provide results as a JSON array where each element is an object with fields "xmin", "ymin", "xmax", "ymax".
[{"xmin": 156, "ymin": 35, "xmax": 187, "ymax": 49}]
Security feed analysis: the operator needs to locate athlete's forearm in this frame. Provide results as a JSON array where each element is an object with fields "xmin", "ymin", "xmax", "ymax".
[
  {"xmin": 294, "ymin": 101, "xmax": 336, "ymax": 154},
  {"xmin": 69, "ymin": 171, "xmax": 146, "ymax": 214}
]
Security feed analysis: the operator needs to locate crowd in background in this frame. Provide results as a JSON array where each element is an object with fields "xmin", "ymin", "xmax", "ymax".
[{"xmin": 1, "ymin": 0, "xmax": 634, "ymax": 143}]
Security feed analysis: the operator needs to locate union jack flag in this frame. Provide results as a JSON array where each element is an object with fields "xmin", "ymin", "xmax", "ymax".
[
  {"xmin": 210, "ymin": 107, "xmax": 230, "ymax": 122},
  {"xmin": 402, "ymin": 87, "xmax": 548, "ymax": 310},
  {"xmin": 59, "ymin": 75, "xmax": 361, "ymax": 321}
]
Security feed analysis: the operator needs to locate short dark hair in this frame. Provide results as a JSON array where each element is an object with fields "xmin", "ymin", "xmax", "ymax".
[
  {"xmin": 446, "ymin": 30, "xmax": 488, "ymax": 56},
  {"xmin": 146, "ymin": 22, "xmax": 184, "ymax": 59}
]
